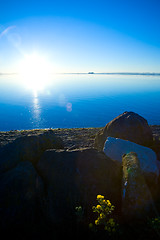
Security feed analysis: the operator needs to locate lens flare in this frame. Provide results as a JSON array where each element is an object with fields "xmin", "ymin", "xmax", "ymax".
[{"xmin": 18, "ymin": 53, "xmax": 51, "ymax": 91}]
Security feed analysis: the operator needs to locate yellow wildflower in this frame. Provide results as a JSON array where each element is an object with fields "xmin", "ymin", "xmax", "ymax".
[
  {"xmin": 91, "ymin": 195, "xmax": 118, "ymax": 234},
  {"xmin": 100, "ymin": 213, "xmax": 105, "ymax": 219},
  {"xmin": 95, "ymin": 219, "xmax": 99, "ymax": 225},
  {"xmin": 107, "ymin": 200, "xmax": 111, "ymax": 207},
  {"xmin": 97, "ymin": 195, "xmax": 104, "ymax": 199},
  {"xmin": 96, "ymin": 204, "xmax": 101, "ymax": 210}
]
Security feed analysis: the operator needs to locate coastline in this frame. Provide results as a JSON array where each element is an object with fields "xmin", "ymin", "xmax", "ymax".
[
  {"xmin": 0, "ymin": 123, "xmax": 160, "ymax": 239},
  {"xmin": 0, "ymin": 125, "xmax": 160, "ymax": 149}
]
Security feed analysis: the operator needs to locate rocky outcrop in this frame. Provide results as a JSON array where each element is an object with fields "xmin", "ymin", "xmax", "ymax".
[
  {"xmin": 0, "ymin": 120, "xmax": 159, "ymax": 238},
  {"xmin": 0, "ymin": 130, "xmax": 64, "ymax": 238},
  {"xmin": 122, "ymin": 152, "xmax": 157, "ymax": 220},
  {"xmin": 103, "ymin": 136, "xmax": 159, "ymax": 190},
  {"xmin": 0, "ymin": 161, "xmax": 44, "ymax": 233},
  {"xmin": 103, "ymin": 137, "xmax": 159, "ymax": 177},
  {"xmin": 0, "ymin": 130, "xmax": 64, "ymax": 173},
  {"xmin": 37, "ymin": 148, "xmax": 122, "ymax": 224},
  {"xmin": 95, "ymin": 111, "xmax": 153, "ymax": 150},
  {"xmin": 150, "ymin": 138, "xmax": 160, "ymax": 161},
  {"xmin": 104, "ymin": 137, "xmax": 159, "ymax": 201}
]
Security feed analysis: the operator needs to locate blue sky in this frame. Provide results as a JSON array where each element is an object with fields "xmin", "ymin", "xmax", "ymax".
[{"xmin": 0, "ymin": 0, "xmax": 160, "ymax": 73}]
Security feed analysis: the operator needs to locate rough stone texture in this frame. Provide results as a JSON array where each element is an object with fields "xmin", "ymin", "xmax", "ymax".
[
  {"xmin": 0, "ymin": 130, "xmax": 64, "ymax": 173},
  {"xmin": 150, "ymin": 138, "xmax": 160, "ymax": 161},
  {"xmin": 0, "ymin": 128, "xmax": 101, "ymax": 149},
  {"xmin": 0, "ymin": 126, "xmax": 159, "ymax": 158},
  {"xmin": 104, "ymin": 137, "xmax": 159, "ymax": 201},
  {"xmin": 0, "ymin": 161, "xmax": 44, "ymax": 232},
  {"xmin": 0, "ymin": 125, "xmax": 159, "ymax": 238},
  {"xmin": 122, "ymin": 152, "xmax": 157, "ymax": 220},
  {"xmin": 37, "ymin": 148, "xmax": 122, "ymax": 224},
  {"xmin": 95, "ymin": 111, "xmax": 153, "ymax": 150},
  {"xmin": 103, "ymin": 137, "xmax": 159, "ymax": 177}
]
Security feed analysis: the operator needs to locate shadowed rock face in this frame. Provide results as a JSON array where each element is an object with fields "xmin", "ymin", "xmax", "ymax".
[
  {"xmin": 0, "ymin": 130, "xmax": 64, "ymax": 237},
  {"xmin": 103, "ymin": 137, "xmax": 159, "ymax": 198},
  {"xmin": 95, "ymin": 111, "xmax": 153, "ymax": 150},
  {"xmin": 104, "ymin": 137, "xmax": 160, "ymax": 209},
  {"xmin": 37, "ymin": 148, "xmax": 122, "ymax": 224},
  {"xmin": 0, "ymin": 122, "xmax": 159, "ymax": 238},
  {"xmin": 122, "ymin": 152, "xmax": 157, "ymax": 220},
  {"xmin": 0, "ymin": 161, "xmax": 44, "ymax": 231},
  {"xmin": 0, "ymin": 130, "xmax": 64, "ymax": 173}
]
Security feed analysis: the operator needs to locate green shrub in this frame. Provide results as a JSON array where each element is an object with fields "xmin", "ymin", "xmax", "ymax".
[
  {"xmin": 90, "ymin": 194, "xmax": 118, "ymax": 235},
  {"xmin": 149, "ymin": 216, "xmax": 160, "ymax": 236},
  {"xmin": 75, "ymin": 206, "xmax": 84, "ymax": 222}
]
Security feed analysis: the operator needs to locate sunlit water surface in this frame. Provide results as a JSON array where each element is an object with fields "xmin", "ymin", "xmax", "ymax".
[{"xmin": 0, "ymin": 74, "xmax": 160, "ymax": 131}]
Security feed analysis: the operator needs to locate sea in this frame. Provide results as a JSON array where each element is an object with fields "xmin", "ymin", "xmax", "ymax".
[{"xmin": 0, "ymin": 73, "xmax": 160, "ymax": 131}]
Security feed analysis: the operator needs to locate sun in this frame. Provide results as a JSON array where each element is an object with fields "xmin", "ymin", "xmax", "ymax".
[{"xmin": 18, "ymin": 53, "xmax": 51, "ymax": 91}]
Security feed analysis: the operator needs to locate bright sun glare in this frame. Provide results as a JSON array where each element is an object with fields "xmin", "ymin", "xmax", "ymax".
[{"xmin": 18, "ymin": 53, "xmax": 51, "ymax": 91}]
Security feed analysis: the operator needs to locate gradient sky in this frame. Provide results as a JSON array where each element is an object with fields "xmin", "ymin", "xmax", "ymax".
[{"xmin": 0, "ymin": 0, "xmax": 160, "ymax": 73}]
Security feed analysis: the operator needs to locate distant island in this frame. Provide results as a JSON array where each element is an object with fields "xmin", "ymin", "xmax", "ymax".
[{"xmin": 88, "ymin": 72, "xmax": 95, "ymax": 74}]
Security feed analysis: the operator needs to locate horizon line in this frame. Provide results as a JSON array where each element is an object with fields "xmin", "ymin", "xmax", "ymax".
[{"xmin": 0, "ymin": 72, "xmax": 160, "ymax": 76}]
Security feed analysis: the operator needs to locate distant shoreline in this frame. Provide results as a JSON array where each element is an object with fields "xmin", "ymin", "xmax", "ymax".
[
  {"xmin": 67, "ymin": 72, "xmax": 160, "ymax": 76},
  {"xmin": 0, "ymin": 72, "xmax": 160, "ymax": 76}
]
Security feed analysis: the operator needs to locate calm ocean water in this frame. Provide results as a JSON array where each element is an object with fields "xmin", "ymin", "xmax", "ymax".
[{"xmin": 0, "ymin": 74, "xmax": 160, "ymax": 131}]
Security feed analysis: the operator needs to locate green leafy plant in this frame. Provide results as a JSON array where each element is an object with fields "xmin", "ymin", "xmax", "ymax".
[
  {"xmin": 75, "ymin": 206, "xmax": 84, "ymax": 222},
  {"xmin": 90, "ymin": 194, "xmax": 118, "ymax": 235},
  {"xmin": 149, "ymin": 216, "xmax": 160, "ymax": 236}
]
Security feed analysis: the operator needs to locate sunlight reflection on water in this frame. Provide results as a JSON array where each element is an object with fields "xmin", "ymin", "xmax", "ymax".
[
  {"xmin": 0, "ymin": 74, "xmax": 160, "ymax": 130},
  {"xmin": 23, "ymin": 90, "xmax": 41, "ymax": 128},
  {"xmin": 32, "ymin": 96, "xmax": 41, "ymax": 125}
]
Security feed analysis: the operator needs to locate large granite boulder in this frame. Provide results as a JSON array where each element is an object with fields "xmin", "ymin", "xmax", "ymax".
[
  {"xmin": 0, "ymin": 130, "xmax": 64, "ymax": 173},
  {"xmin": 37, "ymin": 148, "xmax": 122, "ymax": 225},
  {"xmin": 103, "ymin": 137, "xmax": 159, "ymax": 199},
  {"xmin": 103, "ymin": 137, "xmax": 158, "ymax": 177},
  {"xmin": 0, "ymin": 161, "xmax": 44, "ymax": 235},
  {"xmin": 122, "ymin": 152, "xmax": 157, "ymax": 220},
  {"xmin": 95, "ymin": 111, "xmax": 153, "ymax": 150}
]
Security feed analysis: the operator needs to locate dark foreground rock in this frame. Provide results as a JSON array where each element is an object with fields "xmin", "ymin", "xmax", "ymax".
[
  {"xmin": 0, "ymin": 130, "xmax": 64, "ymax": 173},
  {"xmin": 103, "ymin": 137, "xmax": 159, "ymax": 203},
  {"xmin": 37, "ymin": 148, "xmax": 122, "ymax": 225},
  {"xmin": 0, "ymin": 116, "xmax": 160, "ymax": 239},
  {"xmin": 122, "ymin": 152, "xmax": 157, "ymax": 220},
  {"xmin": 0, "ymin": 161, "xmax": 44, "ymax": 233},
  {"xmin": 95, "ymin": 111, "xmax": 153, "ymax": 150}
]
